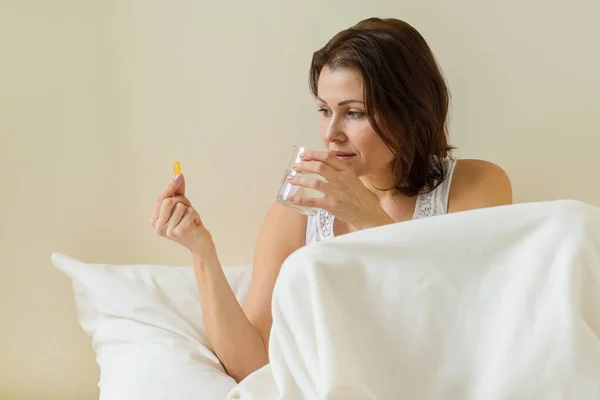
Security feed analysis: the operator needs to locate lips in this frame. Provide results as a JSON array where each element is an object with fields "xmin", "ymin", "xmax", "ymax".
[{"xmin": 331, "ymin": 151, "xmax": 356, "ymax": 160}]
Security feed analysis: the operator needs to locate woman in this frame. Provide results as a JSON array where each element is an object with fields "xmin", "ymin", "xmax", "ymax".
[{"xmin": 150, "ymin": 17, "xmax": 512, "ymax": 383}]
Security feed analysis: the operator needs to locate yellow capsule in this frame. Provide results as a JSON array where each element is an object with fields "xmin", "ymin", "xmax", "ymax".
[{"xmin": 173, "ymin": 161, "xmax": 181, "ymax": 175}]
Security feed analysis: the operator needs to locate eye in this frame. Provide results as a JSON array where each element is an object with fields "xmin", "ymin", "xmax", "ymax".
[
  {"xmin": 347, "ymin": 110, "xmax": 365, "ymax": 119},
  {"xmin": 318, "ymin": 108, "xmax": 332, "ymax": 117}
]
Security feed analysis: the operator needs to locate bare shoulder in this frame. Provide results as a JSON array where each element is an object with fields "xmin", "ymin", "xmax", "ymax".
[{"xmin": 448, "ymin": 158, "xmax": 513, "ymax": 213}]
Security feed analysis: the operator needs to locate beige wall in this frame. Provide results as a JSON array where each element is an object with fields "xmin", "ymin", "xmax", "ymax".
[{"xmin": 1, "ymin": 0, "xmax": 598, "ymax": 398}]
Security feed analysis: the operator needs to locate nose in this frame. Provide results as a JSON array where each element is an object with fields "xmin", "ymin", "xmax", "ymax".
[{"xmin": 324, "ymin": 116, "xmax": 347, "ymax": 143}]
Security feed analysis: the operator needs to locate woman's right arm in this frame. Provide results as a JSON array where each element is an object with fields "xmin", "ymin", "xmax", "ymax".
[
  {"xmin": 194, "ymin": 202, "xmax": 306, "ymax": 382},
  {"xmin": 152, "ymin": 175, "xmax": 307, "ymax": 382}
]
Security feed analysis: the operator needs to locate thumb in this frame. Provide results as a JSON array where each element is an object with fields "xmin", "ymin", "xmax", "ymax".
[{"xmin": 173, "ymin": 173, "xmax": 186, "ymax": 196}]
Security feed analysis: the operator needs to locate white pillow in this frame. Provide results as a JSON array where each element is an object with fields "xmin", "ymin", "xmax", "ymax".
[{"xmin": 51, "ymin": 252, "xmax": 252, "ymax": 400}]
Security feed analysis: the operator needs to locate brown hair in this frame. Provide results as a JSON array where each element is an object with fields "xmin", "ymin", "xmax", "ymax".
[{"xmin": 309, "ymin": 17, "xmax": 454, "ymax": 196}]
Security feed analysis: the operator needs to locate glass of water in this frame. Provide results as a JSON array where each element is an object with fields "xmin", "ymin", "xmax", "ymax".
[{"xmin": 276, "ymin": 145, "xmax": 326, "ymax": 216}]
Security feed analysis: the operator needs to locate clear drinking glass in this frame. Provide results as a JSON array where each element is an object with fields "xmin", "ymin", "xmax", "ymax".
[{"xmin": 276, "ymin": 146, "xmax": 326, "ymax": 216}]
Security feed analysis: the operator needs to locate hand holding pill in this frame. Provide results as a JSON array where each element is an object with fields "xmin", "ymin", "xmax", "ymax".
[{"xmin": 150, "ymin": 161, "xmax": 217, "ymax": 260}]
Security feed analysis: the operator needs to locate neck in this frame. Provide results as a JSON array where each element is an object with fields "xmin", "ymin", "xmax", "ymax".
[{"xmin": 359, "ymin": 169, "xmax": 398, "ymax": 202}]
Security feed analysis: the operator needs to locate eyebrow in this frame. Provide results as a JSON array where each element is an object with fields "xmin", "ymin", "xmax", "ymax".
[{"xmin": 317, "ymin": 97, "xmax": 365, "ymax": 106}]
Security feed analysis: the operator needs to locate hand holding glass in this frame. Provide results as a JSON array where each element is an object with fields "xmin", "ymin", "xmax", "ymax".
[{"xmin": 276, "ymin": 146, "xmax": 326, "ymax": 216}]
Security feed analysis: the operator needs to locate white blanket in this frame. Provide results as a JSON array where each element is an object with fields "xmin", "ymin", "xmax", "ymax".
[{"xmin": 229, "ymin": 200, "xmax": 600, "ymax": 399}]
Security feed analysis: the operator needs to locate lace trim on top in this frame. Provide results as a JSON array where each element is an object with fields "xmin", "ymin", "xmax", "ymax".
[
  {"xmin": 314, "ymin": 208, "xmax": 335, "ymax": 242},
  {"xmin": 413, "ymin": 187, "xmax": 440, "ymax": 219}
]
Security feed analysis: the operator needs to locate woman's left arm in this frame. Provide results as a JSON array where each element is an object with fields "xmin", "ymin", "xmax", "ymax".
[{"xmin": 447, "ymin": 159, "xmax": 513, "ymax": 213}]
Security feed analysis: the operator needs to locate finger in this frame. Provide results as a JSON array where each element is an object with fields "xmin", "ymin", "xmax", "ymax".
[
  {"xmin": 163, "ymin": 174, "xmax": 185, "ymax": 198},
  {"xmin": 171, "ymin": 207, "xmax": 200, "ymax": 239},
  {"xmin": 174, "ymin": 174, "xmax": 186, "ymax": 196},
  {"xmin": 151, "ymin": 175, "xmax": 186, "ymax": 225},
  {"xmin": 286, "ymin": 175, "xmax": 328, "ymax": 194},
  {"xmin": 151, "ymin": 195, "xmax": 191, "ymax": 227},
  {"xmin": 166, "ymin": 203, "xmax": 188, "ymax": 237},
  {"xmin": 293, "ymin": 160, "xmax": 336, "ymax": 181},
  {"xmin": 286, "ymin": 195, "xmax": 326, "ymax": 210},
  {"xmin": 155, "ymin": 197, "xmax": 187, "ymax": 235},
  {"xmin": 300, "ymin": 151, "xmax": 344, "ymax": 171}
]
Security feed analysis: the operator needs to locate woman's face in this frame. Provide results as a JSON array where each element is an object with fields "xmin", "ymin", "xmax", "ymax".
[{"xmin": 316, "ymin": 66, "xmax": 394, "ymax": 178}]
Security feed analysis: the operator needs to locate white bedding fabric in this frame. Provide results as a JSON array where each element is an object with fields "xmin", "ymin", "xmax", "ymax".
[
  {"xmin": 51, "ymin": 253, "xmax": 252, "ymax": 400},
  {"xmin": 229, "ymin": 200, "xmax": 600, "ymax": 399}
]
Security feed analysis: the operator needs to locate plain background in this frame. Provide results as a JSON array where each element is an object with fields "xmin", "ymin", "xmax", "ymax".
[{"xmin": 1, "ymin": 0, "xmax": 599, "ymax": 398}]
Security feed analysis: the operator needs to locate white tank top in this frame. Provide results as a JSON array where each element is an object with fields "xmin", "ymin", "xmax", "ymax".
[{"xmin": 305, "ymin": 157, "xmax": 457, "ymax": 245}]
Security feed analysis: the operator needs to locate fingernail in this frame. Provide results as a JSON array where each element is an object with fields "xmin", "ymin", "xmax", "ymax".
[
  {"xmin": 292, "ymin": 163, "xmax": 299, "ymax": 171},
  {"xmin": 173, "ymin": 174, "xmax": 182, "ymax": 182}
]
